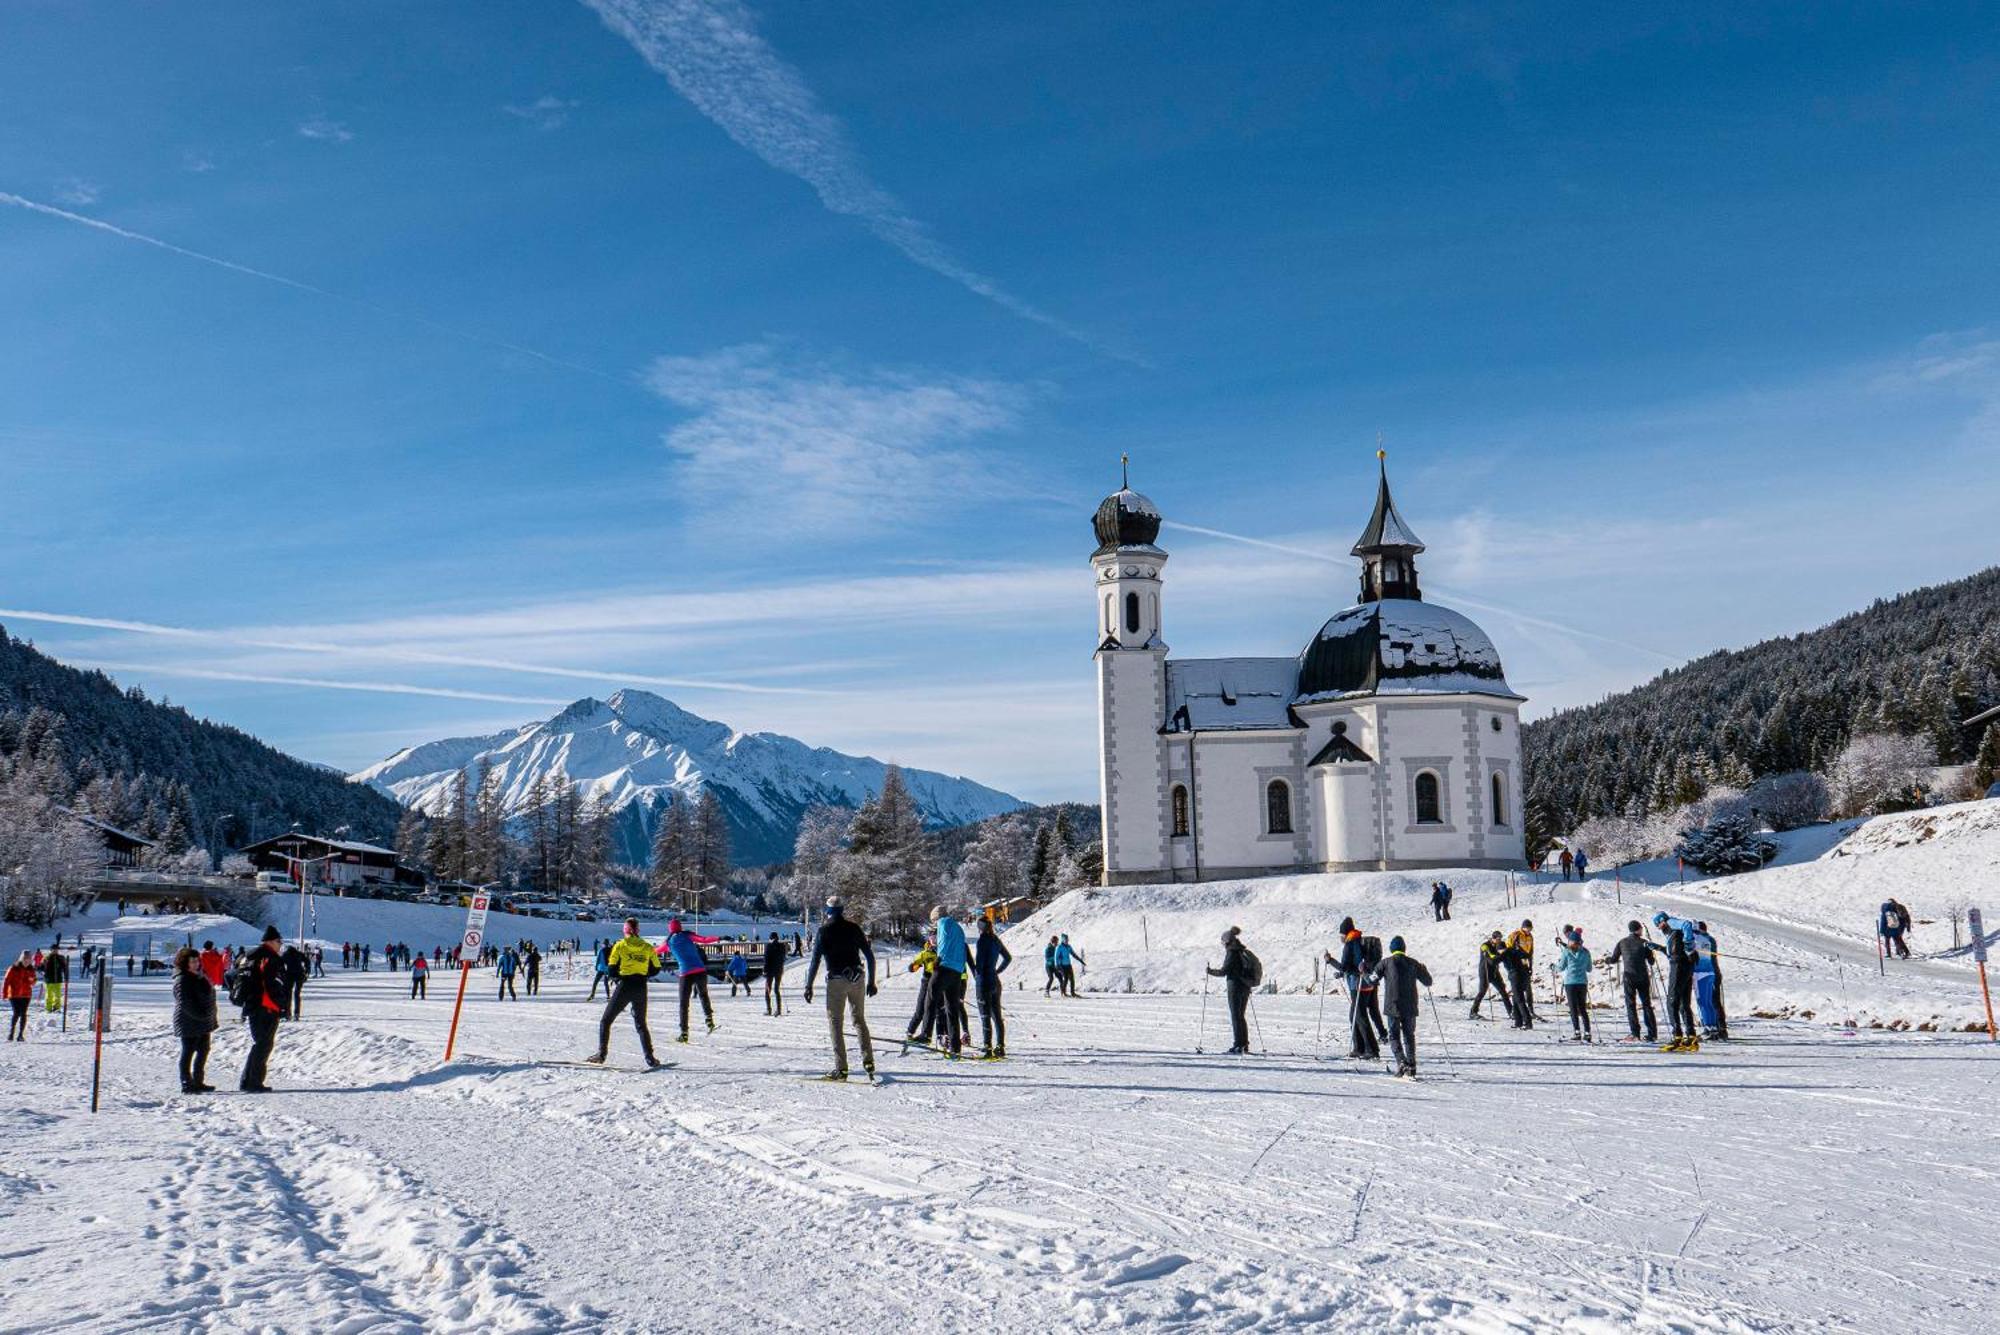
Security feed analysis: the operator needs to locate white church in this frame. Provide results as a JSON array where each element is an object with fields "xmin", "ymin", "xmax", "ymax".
[{"xmin": 1093, "ymin": 456, "xmax": 1527, "ymax": 884}]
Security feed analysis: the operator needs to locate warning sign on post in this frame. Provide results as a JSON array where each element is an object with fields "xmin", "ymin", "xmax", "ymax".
[{"xmin": 462, "ymin": 893, "xmax": 490, "ymax": 957}]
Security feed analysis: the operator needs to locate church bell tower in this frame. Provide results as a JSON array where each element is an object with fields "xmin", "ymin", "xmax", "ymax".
[{"xmin": 1092, "ymin": 457, "xmax": 1170, "ymax": 885}]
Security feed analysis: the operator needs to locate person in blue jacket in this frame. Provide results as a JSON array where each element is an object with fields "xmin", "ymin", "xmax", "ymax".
[
  {"xmin": 928, "ymin": 906, "xmax": 971, "ymax": 1057},
  {"xmin": 1690, "ymin": 921, "xmax": 1727, "ymax": 1039},
  {"xmin": 1055, "ymin": 934, "xmax": 1086, "ymax": 997},
  {"xmin": 973, "ymin": 917, "xmax": 1013, "ymax": 1058},
  {"xmin": 589, "ymin": 940, "xmax": 612, "ymax": 1001},
  {"xmin": 496, "ymin": 946, "xmax": 519, "ymax": 1001},
  {"xmin": 1556, "ymin": 929, "xmax": 1593, "ymax": 1041},
  {"xmin": 1573, "ymin": 849, "xmax": 1590, "ymax": 881},
  {"xmin": 726, "ymin": 949, "xmax": 751, "ymax": 997},
  {"xmin": 1652, "ymin": 913, "xmax": 1701, "ymax": 1051},
  {"xmin": 663, "ymin": 918, "xmax": 721, "ymax": 1042}
]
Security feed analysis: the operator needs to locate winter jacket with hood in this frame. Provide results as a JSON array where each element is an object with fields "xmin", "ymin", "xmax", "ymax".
[
  {"xmin": 664, "ymin": 923, "xmax": 719, "ymax": 975},
  {"xmin": 2, "ymin": 964, "xmax": 34, "ymax": 1001},
  {"xmin": 1368, "ymin": 951, "xmax": 1433, "ymax": 1018},
  {"xmin": 1208, "ymin": 936, "xmax": 1256, "ymax": 986},
  {"xmin": 1557, "ymin": 942, "xmax": 1592, "ymax": 986},
  {"xmin": 173, "ymin": 970, "xmax": 218, "ymax": 1037},
  {"xmin": 934, "ymin": 915, "xmax": 969, "ymax": 974}
]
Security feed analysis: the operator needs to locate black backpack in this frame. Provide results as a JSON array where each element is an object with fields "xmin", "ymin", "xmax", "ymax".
[
  {"xmin": 226, "ymin": 967, "xmax": 254, "ymax": 1011},
  {"xmin": 1241, "ymin": 948, "xmax": 1264, "ymax": 987},
  {"xmin": 1360, "ymin": 936, "xmax": 1384, "ymax": 970}
]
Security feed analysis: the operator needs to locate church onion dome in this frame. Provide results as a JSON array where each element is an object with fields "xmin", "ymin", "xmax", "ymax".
[
  {"xmin": 1295, "ymin": 598, "xmax": 1523, "ymax": 704},
  {"xmin": 1092, "ymin": 467, "xmax": 1163, "ymax": 555}
]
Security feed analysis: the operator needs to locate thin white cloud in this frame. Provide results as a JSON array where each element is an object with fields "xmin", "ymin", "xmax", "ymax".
[
  {"xmin": 646, "ymin": 342, "xmax": 1027, "ymax": 532},
  {"xmin": 296, "ymin": 115, "xmax": 354, "ymax": 143},
  {"xmin": 504, "ymin": 94, "xmax": 581, "ymax": 130},
  {"xmin": 52, "ymin": 177, "xmax": 101, "ymax": 206},
  {"xmin": 64, "ymin": 660, "xmax": 568, "ymax": 707},
  {"xmin": 0, "ymin": 608, "xmax": 841, "ymax": 697},
  {"xmin": 181, "ymin": 150, "xmax": 217, "ymax": 174},
  {"xmin": 0, "ymin": 191, "xmax": 621, "ymax": 382},
  {"xmin": 580, "ymin": 0, "xmax": 1119, "ymax": 356}
]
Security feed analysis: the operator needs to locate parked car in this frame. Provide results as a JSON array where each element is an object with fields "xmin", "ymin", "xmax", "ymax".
[{"xmin": 254, "ymin": 870, "xmax": 293, "ymax": 893}]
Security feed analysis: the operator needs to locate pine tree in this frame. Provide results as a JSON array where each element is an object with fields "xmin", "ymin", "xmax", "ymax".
[
  {"xmin": 432, "ymin": 771, "xmax": 471, "ymax": 881},
  {"xmin": 1972, "ymin": 723, "xmax": 2000, "ymax": 796},
  {"xmin": 394, "ymin": 806, "xmax": 429, "ymax": 871},
  {"xmin": 468, "ymin": 759, "xmax": 505, "ymax": 883},
  {"xmin": 1026, "ymin": 822, "xmax": 1054, "ymax": 898},
  {"xmin": 648, "ymin": 797, "xmax": 694, "ymax": 908},
  {"xmin": 692, "ymin": 789, "xmax": 731, "ymax": 906}
]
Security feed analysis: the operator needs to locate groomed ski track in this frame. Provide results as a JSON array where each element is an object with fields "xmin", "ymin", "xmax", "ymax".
[{"xmin": 4, "ymin": 967, "xmax": 1995, "ymax": 1332}]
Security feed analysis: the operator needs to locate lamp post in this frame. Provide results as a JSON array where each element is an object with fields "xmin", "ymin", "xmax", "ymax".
[{"xmin": 209, "ymin": 813, "xmax": 235, "ymax": 872}]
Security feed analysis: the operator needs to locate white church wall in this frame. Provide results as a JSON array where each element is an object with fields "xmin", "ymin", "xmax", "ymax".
[
  {"xmin": 1098, "ymin": 647, "xmax": 1170, "ymax": 884},
  {"xmin": 1183, "ymin": 733, "xmax": 1303, "ymax": 879}
]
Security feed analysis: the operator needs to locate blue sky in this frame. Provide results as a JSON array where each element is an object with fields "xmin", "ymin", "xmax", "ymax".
[{"xmin": 3, "ymin": 1, "xmax": 1998, "ymax": 802}]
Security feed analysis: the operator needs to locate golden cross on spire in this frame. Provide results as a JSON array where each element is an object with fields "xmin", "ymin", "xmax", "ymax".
[{"xmin": 1376, "ymin": 430, "xmax": 1385, "ymax": 463}]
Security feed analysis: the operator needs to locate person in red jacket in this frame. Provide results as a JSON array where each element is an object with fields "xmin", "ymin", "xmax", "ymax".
[
  {"xmin": 4, "ymin": 952, "xmax": 37, "ymax": 1040},
  {"xmin": 198, "ymin": 940, "xmax": 228, "ymax": 987},
  {"xmin": 237, "ymin": 927, "xmax": 289, "ymax": 1092}
]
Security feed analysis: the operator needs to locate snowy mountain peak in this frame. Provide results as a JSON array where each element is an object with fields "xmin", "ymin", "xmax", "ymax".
[{"xmin": 353, "ymin": 693, "xmax": 1024, "ymax": 867}]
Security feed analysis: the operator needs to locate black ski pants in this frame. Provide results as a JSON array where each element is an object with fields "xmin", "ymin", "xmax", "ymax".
[
  {"xmin": 766, "ymin": 969, "xmax": 784, "ymax": 1015},
  {"xmin": 934, "ymin": 969, "xmax": 969, "ymax": 1054},
  {"xmin": 1059, "ymin": 965, "xmax": 1079, "ymax": 997},
  {"xmin": 1385, "ymin": 1011, "xmax": 1417, "ymax": 1072},
  {"xmin": 1622, "ymin": 975, "xmax": 1656, "ymax": 1039},
  {"xmin": 411, "ymin": 974, "xmax": 428, "ymax": 1000},
  {"xmin": 1227, "ymin": 980, "xmax": 1252, "ymax": 1052},
  {"xmin": 240, "ymin": 1011, "xmax": 280, "ymax": 1089},
  {"xmin": 497, "ymin": 975, "xmax": 517, "ymax": 1001},
  {"xmin": 908, "ymin": 973, "xmax": 934, "ymax": 1038},
  {"xmin": 288, "ymin": 980, "xmax": 304, "ymax": 1020},
  {"xmin": 1506, "ymin": 966, "xmax": 1534, "ymax": 1027},
  {"xmin": 1666, "ymin": 968, "xmax": 1696, "ymax": 1038},
  {"xmin": 598, "ymin": 976, "xmax": 657, "ymax": 1060},
  {"xmin": 1348, "ymin": 986, "xmax": 1379, "ymax": 1058},
  {"xmin": 7, "ymin": 998, "xmax": 28, "ymax": 1040},
  {"xmin": 678, "ymin": 973, "xmax": 714, "ymax": 1035},
  {"xmin": 1471, "ymin": 960, "xmax": 1511, "ymax": 1017},
  {"xmin": 1564, "ymin": 982, "xmax": 1591, "ymax": 1035},
  {"xmin": 977, "ymin": 975, "xmax": 1005, "ymax": 1053},
  {"xmin": 525, "ymin": 969, "xmax": 540, "ymax": 996},
  {"xmin": 179, "ymin": 1032, "xmax": 211, "ymax": 1089}
]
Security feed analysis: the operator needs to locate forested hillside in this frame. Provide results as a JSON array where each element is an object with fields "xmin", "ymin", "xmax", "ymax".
[
  {"xmin": 0, "ymin": 626, "xmax": 404, "ymax": 852},
  {"xmin": 1522, "ymin": 567, "xmax": 2000, "ymax": 834}
]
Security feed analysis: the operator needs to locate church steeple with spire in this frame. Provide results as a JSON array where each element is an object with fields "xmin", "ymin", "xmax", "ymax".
[{"xmin": 1351, "ymin": 450, "xmax": 1424, "ymax": 603}]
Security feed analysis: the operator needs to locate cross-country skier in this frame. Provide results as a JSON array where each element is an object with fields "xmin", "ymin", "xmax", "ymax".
[
  {"xmin": 1368, "ymin": 936, "xmax": 1433, "ymax": 1078},
  {"xmin": 585, "ymin": 918, "xmax": 662, "ymax": 1068},
  {"xmin": 496, "ymin": 946, "xmax": 520, "ymax": 1001},
  {"xmin": 523, "ymin": 943, "xmax": 542, "ymax": 997},
  {"xmin": 763, "ymin": 932, "xmax": 787, "ymax": 1016},
  {"xmin": 1700, "ymin": 920, "xmax": 1730, "ymax": 1039},
  {"xmin": 1502, "ymin": 921, "xmax": 1536, "ymax": 1029},
  {"xmin": 663, "ymin": 919, "xmax": 720, "ymax": 1042},
  {"xmin": 1043, "ymin": 935, "xmax": 1061, "ymax": 995},
  {"xmin": 410, "ymin": 951, "xmax": 429, "ymax": 999},
  {"xmin": 801, "ymin": 896, "xmax": 878, "ymax": 1081},
  {"xmin": 589, "ymin": 940, "xmax": 612, "ymax": 1000},
  {"xmin": 1599, "ymin": 920, "xmax": 1662, "ymax": 1042},
  {"xmin": 1652, "ymin": 913, "xmax": 1699, "ymax": 1052},
  {"xmin": 1470, "ymin": 931, "xmax": 1512, "ymax": 1020},
  {"xmin": 906, "ymin": 935, "xmax": 939, "ymax": 1041},
  {"xmin": 1557, "ymin": 929, "xmax": 1593, "ymax": 1041},
  {"xmin": 726, "ymin": 950, "xmax": 751, "ymax": 997},
  {"xmin": 1691, "ymin": 920, "xmax": 1725, "ymax": 1038},
  {"xmin": 930, "ymin": 907, "xmax": 971, "ymax": 1057},
  {"xmin": 1207, "ymin": 926, "xmax": 1258, "ymax": 1055},
  {"xmin": 1056, "ymin": 935, "xmax": 1085, "ymax": 996},
  {"xmin": 973, "ymin": 916, "xmax": 1012, "ymax": 1058},
  {"xmin": 1324, "ymin": 918, "xmax": 1376, "ymax": 1059}
]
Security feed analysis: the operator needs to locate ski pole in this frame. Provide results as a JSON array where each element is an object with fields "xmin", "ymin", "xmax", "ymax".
[
  {"xmin": 1422, "ymin": 984, "xmax": 1458, "ymax": 1079},
  {"xmin": 1250, "ymin": 992, "xmax": 1267, "ymax": 1055},
  {"xmin": 1315, "ymin": 958, "xmax": 1329, "ymax": 1047},
  {"xmin": 1196, "ymin": 967, "xmax": 1211, "ymax": 1054}
]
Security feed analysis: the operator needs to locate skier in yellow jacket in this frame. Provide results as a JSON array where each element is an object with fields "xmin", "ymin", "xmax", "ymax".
[{"xmin": 585, "ymin": 919, "xmax": 663, "ymax": 1068}]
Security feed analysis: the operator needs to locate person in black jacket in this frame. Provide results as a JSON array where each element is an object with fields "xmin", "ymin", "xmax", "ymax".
[
  {"xmin": 281, "ymin": 943, "xmax": 309, "ymax": 1020},
  {"xmin": 1470, "ymin": 931, "xmax": 1512, "ymax": 1020},
  {"xmin": 1599, "ymin": 920, "xmax": 1664, "ymax": 1042},
  {"xmin": 1206, "ymin": 926, "xmax": 1256, "ymax": 1055},
  {"xmin": 972, "ymin": 917, "xmax": 1013, "ymax": 1058},
  {"xmin": 172, "ymin": 947, "xmax": 218, "ymax": 1093},
  {"xmin": 238, "ymin": 927, "xmax": 290, "ymax": 1093},
  {"xmin": 802, "ymin": 896, "xmax": 878, "ymax": 1080},
  {"xmin": 762, "ymin": 932, "xmax": 788, "ymax": 1016},
  {"xmin": 1502, "ymin": 921, "xmax": 1536, "ymax": 1029},
  {"xmin": 41, "ymin": 947, "xmax": 68, "ymax": 1015},
  {"xmin": 1368, "ymin": 936, "xmax": 1433, "ymax": 1077}
]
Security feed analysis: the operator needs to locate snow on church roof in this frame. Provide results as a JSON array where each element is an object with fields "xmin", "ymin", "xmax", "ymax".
[
  {"xmin": 1163, "ymin": 657, "xmax": 1297, "ymax": 732},
  {"xmin": 1296, "ymin": 599, "xmax": 1521, "ymax": 703}
]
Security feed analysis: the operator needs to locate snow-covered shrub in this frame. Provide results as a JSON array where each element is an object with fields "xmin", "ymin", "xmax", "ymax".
[
  {"xmin": 1568, "ymin": 813, "xmax": 1656, "ymax": 867},
  {"xmin": 1747, "ymin": 771, "xmax": 1831, "ymax": 831},
  {"xmin": 1676, "ymin": 812, "xmax": 1778, "ymax": 874},
  {"xmin": 219, "ymin": 853, "xmax": 255, "ymax": 876},
  {"xmin": 1828, "ymin": 733, "xmax": 1935, "ymax": 816}
]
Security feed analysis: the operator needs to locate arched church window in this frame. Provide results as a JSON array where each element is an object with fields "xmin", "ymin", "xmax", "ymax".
[
  {"xmin": 1414, "ymin": 771, "xmax": 1442, "ymax": 825},
  {"xmin": 1125, "ymin": 592, "xmax": 1140, "ymax": 635},
  {"xmin": 1266, "ymin": 780, "xmax": 1292, "ymax": 835},
  {"xmin": 1103, "ymin": 594, "xmax": 1113, "ymax": 635},
  {"xmin": 1491, "ymin": 771, "xmax": 1508, "ymax": 827},
  {"xmin": 1171, "ymin": 785, "xmax": 1189, "ymax": 837}
]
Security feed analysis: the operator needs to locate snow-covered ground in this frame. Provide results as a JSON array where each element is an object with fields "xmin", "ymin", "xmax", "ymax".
[{"xmin": 5, "ymin": 805, "xmax": 1998, "ymax": 1332}]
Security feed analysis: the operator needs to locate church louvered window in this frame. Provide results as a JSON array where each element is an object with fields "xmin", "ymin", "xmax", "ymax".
[
  {"xmin": 1125, "ymin": 592, "xmax": 1141, "ymax": 635},
  {"xmin": 1491, "ymin": 771, "xmax": 1508, "ymax": 827},
  {"xmin": 1266, "ymin": 779, "xmax": 1292, "ymax": 834},
  {"xmin": 1171, "ymin": 785, "xmax": 1189, "ymax": 837}
]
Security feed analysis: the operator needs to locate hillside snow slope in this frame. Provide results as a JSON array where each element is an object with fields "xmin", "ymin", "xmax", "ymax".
[{"xmin": 1018, "ymin": 801, "xmax": 2000, "ymax": 1032}]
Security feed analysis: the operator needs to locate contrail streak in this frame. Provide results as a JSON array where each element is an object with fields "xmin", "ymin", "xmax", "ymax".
[
  {"xmin": 63, "ymin": 660, "xmax": 570, "ymax": 707},
  {"xmin": 0, "ymin": 191, "xmax": 626, "ymax": 384},
  {"xmin": 1162, "ymin": 519, "xmax": 1679, "ymax": 664},
  {"xmin": 0, "ymin": 607, "xmax": 841, "ymax": 697}
]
